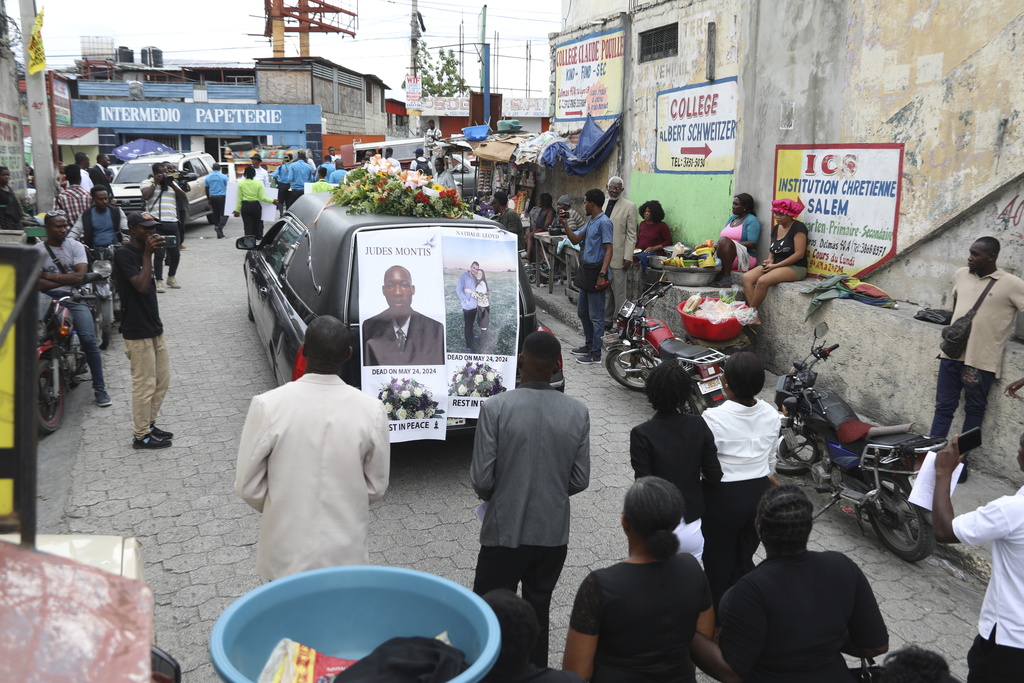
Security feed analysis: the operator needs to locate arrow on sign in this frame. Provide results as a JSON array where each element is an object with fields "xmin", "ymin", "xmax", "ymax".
[
  {"xmin": 678, "ymin": 144, "xmax": 713, "ymax": 159},
  {"xmin": 564, "ymin": 110, "xmax": 584, "ymax": 117}
]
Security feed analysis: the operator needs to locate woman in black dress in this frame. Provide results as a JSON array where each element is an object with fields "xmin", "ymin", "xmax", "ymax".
[
  {"xmin": 629, "ymin": 362, "xmax": 722, "ymax": 561},
  {"xmin": 741, "ymin": 197, "xmax": 808, "ymax": 308},
  {"xmin": 563, "ymin": 477, "xmax": 715, "ymax": 682}
]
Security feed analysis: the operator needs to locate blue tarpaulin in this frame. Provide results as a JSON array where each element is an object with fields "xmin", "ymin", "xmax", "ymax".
[{"xmin": 541, "ymin": 115, "xmax": 621, "ymax": 176}]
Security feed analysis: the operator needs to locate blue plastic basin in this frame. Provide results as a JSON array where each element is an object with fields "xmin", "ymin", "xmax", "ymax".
[
  {"xmin": 210, "ymin": 566, "xmax": 500, "ymax": 683},
  {"xmin": 462, "ymin": 125, "xmax": 490, "ymax": 141}
]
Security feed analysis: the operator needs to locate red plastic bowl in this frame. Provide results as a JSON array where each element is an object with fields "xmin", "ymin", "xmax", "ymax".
[{"xmin": 677, "ymin": 298, "xmax": 744, "ymax": 341}]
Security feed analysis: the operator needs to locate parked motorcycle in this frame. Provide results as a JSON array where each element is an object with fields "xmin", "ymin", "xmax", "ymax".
[
  {"xmin": 87, "ymin": 245, "xmax": 119, "ymax": 349},
  {"xmin": 37, "ymin": 273, "xmax": 103, "ymax": 434},
  {"xmin": 775, "ymin": 322, "xmax": 945, "ymax": 562},
  {"xmin": 603, "ymin": 280, "xmax": 727, "ymax": 413}
]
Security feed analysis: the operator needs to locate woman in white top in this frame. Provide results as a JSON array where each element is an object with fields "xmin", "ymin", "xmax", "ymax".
[{"xmin": 700, "ymin": 351, "xmax": 779, "ymax": 616}]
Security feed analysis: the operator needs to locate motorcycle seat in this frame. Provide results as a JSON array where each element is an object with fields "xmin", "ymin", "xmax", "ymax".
[{"xmin": 658, "ymin": 338, "xmax": 711, "ymax": 360}]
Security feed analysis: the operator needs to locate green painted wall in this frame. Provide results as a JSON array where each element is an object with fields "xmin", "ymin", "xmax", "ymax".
[{"xmin": 629, "ymin": 171, "xmax": 735, "ymax": 247}]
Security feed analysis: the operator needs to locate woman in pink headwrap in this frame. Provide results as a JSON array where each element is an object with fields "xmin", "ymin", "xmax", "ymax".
[{"xmin": 741, "ymin": 198, "xmax": 807, "ymax": 308}]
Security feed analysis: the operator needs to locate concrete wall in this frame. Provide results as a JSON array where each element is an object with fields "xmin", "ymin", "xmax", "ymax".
[
  {"xmin": 258, "ymin": 70, "xmax": 311, "ymax": 105},
  {"xmin": 756, "ymin": 283, "xmax": 1024, "ymax": 486}
]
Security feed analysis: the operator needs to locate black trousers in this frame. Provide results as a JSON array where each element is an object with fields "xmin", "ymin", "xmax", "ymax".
[
  {"xmin": 152, "ymin": 220, "xmax": 181, "ymax": 280},
  {"xmin": 209, "ymin": 195, "xmax": 227, "ymax": 230},
  {"xmin": 240, "ymin": 201, "xmax": 264, "ymax": 239},
  {"xmin": 702, "ymin": 476, "xmax": 771, "ymax": 615},
  {"xmin": 473, "ymin": 544, "xmax": 568, "ymax": 669},
  {"xmin": 968, "ymin": 626, "xmax": 1024, "ymax": 682},
  {"xmin": 287, "ymin": 188, "xmax": 305, "ymax": 208},
  {"xmin": 463, "ymin": 308, "xmax": 477, "ymax": 351}
]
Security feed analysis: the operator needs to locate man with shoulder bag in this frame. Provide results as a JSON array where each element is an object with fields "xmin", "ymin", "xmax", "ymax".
[
  {"xmin": 930, "ymin": 237, "xmax": 1024, "ymax": 481},
  {"xmin": 559, "ymin": 188, "xmax": 613, "ymax": 365}
]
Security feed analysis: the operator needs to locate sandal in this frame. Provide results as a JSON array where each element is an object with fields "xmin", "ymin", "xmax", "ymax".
[{"xmin": 710, "ymin": 279, "xmax": 732, "ymax": 288}]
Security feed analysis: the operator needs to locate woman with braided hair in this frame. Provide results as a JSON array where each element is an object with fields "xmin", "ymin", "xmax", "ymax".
[
  {"xmin": 563, "ymin": 477, "xmax": 714, "ymax": 682},
  {"xmin": 630, "ymin": 362, "xmax": 722, "ymax": 562},
  {"xmin": 691, "ymin": 485, "xmax": 889, "ymax": 682}
]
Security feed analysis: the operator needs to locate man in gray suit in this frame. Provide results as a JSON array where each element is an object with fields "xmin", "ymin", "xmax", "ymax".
[
  {"xmin": 603, "ymin": 175, "xmax": 638, "ymax": 326},
  {"xmin": 470, "ymin": 331, "xmax": 591, "ymax": 668}
]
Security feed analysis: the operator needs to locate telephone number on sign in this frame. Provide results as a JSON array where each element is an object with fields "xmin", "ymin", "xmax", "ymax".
[{"xmin": 670, "ymin": 156, "xmax": 706, "ymax": 169}]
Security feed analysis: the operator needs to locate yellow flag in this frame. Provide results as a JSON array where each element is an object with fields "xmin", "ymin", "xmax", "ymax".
[{"xmin": 28, "ymin": 9, "xmax": 46, "ymax": 75}]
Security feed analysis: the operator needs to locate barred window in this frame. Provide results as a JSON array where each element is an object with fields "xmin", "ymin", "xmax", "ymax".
[{"xmin": 639, "ymin": 24, "xmax": 678, "ymax": 63}]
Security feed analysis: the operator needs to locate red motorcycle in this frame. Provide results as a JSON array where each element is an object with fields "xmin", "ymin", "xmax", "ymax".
[
  {"xmin": 603, "ymin": 280, "xmax": 727, "ymax": 413},
  {"xmin": 36, "ymin": 274, "xmax": 102, "ymax": 433}
]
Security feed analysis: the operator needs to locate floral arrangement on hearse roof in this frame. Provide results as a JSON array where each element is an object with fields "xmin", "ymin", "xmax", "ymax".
[
  {"xmin": 378, "ymin": 377, "xmax": 444, "ymax": 421},
  {"xmin": 449, "ymin": 361, "xmax": 507, "ymax": 398},
  {"xmin": 331, "ymin": 154, "xmax": 472, "ymax": 219}
]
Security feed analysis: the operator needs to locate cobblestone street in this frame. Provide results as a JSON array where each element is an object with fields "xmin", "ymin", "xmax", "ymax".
[{"xmin": 38, "ymin": 217, "xmax": 986, "ymax": 681}]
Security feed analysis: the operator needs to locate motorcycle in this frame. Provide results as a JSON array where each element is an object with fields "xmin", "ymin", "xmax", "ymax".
[
  {"xmin": 37, "ymin": 273, "xmax": 103, "ymax": 434},
  {"xmin": 775, "ymin": 321, "xmax": 945, "ymax": 562},
  {"xmin": 87, "ymin": 245, "xmax": 119, "ymax": 349},
  {"xmin": 603, "ymin": 280, "xmax": 727, "ymax": 413}
]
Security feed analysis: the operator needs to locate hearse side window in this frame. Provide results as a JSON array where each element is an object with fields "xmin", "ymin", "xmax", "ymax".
[{"xmin": 268, "ymin": 222, "xmax": 305, "ymax": 274}]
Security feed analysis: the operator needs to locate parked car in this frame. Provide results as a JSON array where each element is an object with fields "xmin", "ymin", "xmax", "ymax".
[
  {"xmin": 236, "ymin": 194, "xmax": 563, "ymax": 435},
  {"xmin": 111, "ymin": 152, "xmax": 217, "ymax": 224}
]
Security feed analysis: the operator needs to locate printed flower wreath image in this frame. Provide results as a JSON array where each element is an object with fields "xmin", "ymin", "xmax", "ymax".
[
  {"xmin": 449, "ymin": 361, "xmax": 507, "ymax": 398},
  {"xmin": 378, "ymin": 377, "xmax": 444, "ymax": 421}
]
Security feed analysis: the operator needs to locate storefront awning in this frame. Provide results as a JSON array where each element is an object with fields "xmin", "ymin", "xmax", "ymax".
[{"xmin": 23, "ymin": 126, "xmax": 99, "ymax": 145}]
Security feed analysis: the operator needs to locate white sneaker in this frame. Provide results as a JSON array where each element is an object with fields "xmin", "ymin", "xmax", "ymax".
[
  {"xmin": 167, "ymin": 276, "xmax": 180, "ymax": 289},
  {"xmin": 156, "ymin": 279, "xmax": 166, "ymax": 293}
]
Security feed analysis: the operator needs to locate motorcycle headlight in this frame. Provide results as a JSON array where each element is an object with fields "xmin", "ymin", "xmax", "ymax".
[{"xmin": 91, "ymin": 261, "xmax": 112, "ymax": 277}]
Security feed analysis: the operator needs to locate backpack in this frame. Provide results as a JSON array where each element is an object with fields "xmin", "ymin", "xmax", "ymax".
[{"xmin": 415, "ymin": 159, "xmax": 432, "ymax": 175}]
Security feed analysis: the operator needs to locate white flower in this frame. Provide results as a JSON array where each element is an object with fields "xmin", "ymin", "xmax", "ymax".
[
  {"xmin": 471, "ymin": 391, "xmax": 480, "ymax": 397},
  {"xmin": 486, "ymin": 372, "xmax": 495, "ymax": 381},
  {"xmin": 456, "ymin": 373, "xmax": 464, "ymax": 382},
  {"xmin": 425, "ymin": 407, "xmax": 434, "ymax": 418},
  {"xmin": 474, "ymin": 375, "xmax": 484, "ymax": 384},
  {"xmin": 414, "ymin": 387, "xmax": 423, "ymax": 397},
  {"xmin": 400, "ymin": 390, "xmax": 411, "ymax": 399},
  {"xmin": 397, "ymin": 408, "xmax": 407, "ymax": 420},
  {"xmin": 458, "ymin": 385, "xmax": 468, "ymax": 395},
  {"xmin": 415, "ymin": 410, "xmax": 425, "ymax": 418},
  {"xmin": 384, "ymin": 403, "xmax": 393, "ymax": 413}
]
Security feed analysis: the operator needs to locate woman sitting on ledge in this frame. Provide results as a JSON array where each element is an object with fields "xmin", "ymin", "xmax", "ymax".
[{"xmin": 741, "ymin": 198, "xmax": 808, "ymax": 308}]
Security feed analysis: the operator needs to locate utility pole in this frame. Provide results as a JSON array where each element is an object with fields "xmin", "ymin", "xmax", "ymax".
[
  {"xmin": 19, "ymin": 0, "xmax": 54, "ymax": 212},
  {"xmin": 478, "ymin": 5, "xmax": 486, "ymax": 88},
  {"xmin": 409, "ymin": 0, "xmax": 421, "ymax": 135}
]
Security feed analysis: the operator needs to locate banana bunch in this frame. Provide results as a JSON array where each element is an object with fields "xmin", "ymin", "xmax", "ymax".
[{"xmin": 661, "ymin": 257, "xmax": 690, "ymax": 267}]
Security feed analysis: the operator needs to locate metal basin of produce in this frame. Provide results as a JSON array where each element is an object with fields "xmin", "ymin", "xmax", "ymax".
[{"xmin": 662, "ymin": 266, "xmax": 719, "ymax": 287}]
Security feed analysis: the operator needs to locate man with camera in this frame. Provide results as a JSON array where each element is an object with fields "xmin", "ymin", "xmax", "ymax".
[
  {"xmin": 114, "ymin": 212, "xmax": 174, "ymax": 449},
  {"xmin": 140, "ymin": 163, "xmax": 187, "ymax": 292}
]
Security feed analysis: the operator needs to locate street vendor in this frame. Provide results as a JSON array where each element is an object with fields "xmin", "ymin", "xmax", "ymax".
[
  {"xmin": 741, "ymin": 198, "xmax": 807, "ymax": 309},
  {"xmin": 635, "ymin": 200, "xmax": 673, "ymax": 261},
  {"xmin": 712, "ymin": 193, "xmax": 761, "ymax": 288}
]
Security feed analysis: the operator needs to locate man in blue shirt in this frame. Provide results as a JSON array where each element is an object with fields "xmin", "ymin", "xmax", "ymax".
[
  {"xmin": 72, "ymin": 187, "xmax": 125, "ymax": 248},
  {"xmin": 286, "ymin": 152, "xmax": 316, "ymax": 209},
  {"xmin": 205, "ymin": 163, "xmax": 229, "ymax": 239},
  {"xmin": 558, "ymin": 189, "xmax": 613, "ymax": 364},
  {"xmin": 272, "ymin": 154, "xmax": 293, "ymax": 216},
  {"xmin": 328, "ymin": 166, "xmax": 348, "ymax": 184},
  {"xmin": 456, "ymin": 261, "xmax": 481, "ymax": 352},
  {"xmin": 319, "ymin": 154, "xmax": 336, "ymax": 178}
]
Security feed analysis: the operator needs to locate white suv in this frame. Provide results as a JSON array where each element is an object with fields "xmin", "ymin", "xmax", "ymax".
[{"xmin": 111, "ymin": 151, "xmax": 218, "ymax": 224}]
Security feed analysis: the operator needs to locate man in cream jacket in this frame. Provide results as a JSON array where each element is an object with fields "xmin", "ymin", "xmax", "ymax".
[
  {"xmin": 235, "ymin": 316, "xmax": 390, "ymax": 580},
  {"xmin": 602, "ymin": 176, "xmax": 638, "ymax": 326}
]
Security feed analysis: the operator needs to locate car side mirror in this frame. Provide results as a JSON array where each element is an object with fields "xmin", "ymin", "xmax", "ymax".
[
  {"xmin": 236, "ymin": 235, "xmax": 259, "ymax": 250},
  {"xmin": 183, "ymin": 173, "xmax": 199, "ymax": 182}
]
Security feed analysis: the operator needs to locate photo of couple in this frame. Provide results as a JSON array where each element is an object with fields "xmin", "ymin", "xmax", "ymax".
[{"xmin": 442, "ymin": 234, "xmax": 519, "ymax": 357}]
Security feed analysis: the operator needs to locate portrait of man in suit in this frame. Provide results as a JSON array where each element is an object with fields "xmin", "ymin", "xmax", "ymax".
[{"xmin": 362, "ymin": 265, "xmax": 446, "ymax": 366}]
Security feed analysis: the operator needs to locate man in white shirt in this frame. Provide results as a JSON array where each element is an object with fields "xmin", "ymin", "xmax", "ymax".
[
  {"xmin": 933, "ymin": 431, "xmax": 1024, "ymax": 681},
  {"xmin": 249, "ymin": 155, "xmax": 270, "ymax": 188},
  {"xmin": 75, "ymin": 152, "xmax": 94, "ymax": 193},
  {"xmin": 384, "ymin": 147, "xmax": 402, "ymax": 170}
]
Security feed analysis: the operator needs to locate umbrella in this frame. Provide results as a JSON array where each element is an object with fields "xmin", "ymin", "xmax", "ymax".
[{"xmin": 112, "ymin": 139, "xmax": 175, "ymax": 160}]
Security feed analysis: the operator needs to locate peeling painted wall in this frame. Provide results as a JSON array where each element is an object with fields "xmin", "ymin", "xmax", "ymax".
[{"xmin": 258, "ymin": 70, "xmax": 312, "ymax": 106}]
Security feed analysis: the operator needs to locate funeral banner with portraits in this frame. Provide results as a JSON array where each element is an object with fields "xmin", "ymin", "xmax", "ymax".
[{"xmin": 358, "ymin": 225, "xmax": 519, "ymax": 441}]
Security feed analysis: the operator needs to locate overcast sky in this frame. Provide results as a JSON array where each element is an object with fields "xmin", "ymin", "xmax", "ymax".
[{"xmin": 17, "ymin": 0, "xmax": 565, "ymax": 99}]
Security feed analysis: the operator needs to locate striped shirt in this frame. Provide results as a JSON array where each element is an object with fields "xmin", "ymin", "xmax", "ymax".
[{"xmin": 140, "ymin": 179, "xmax": 179, "ymax": 223}]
